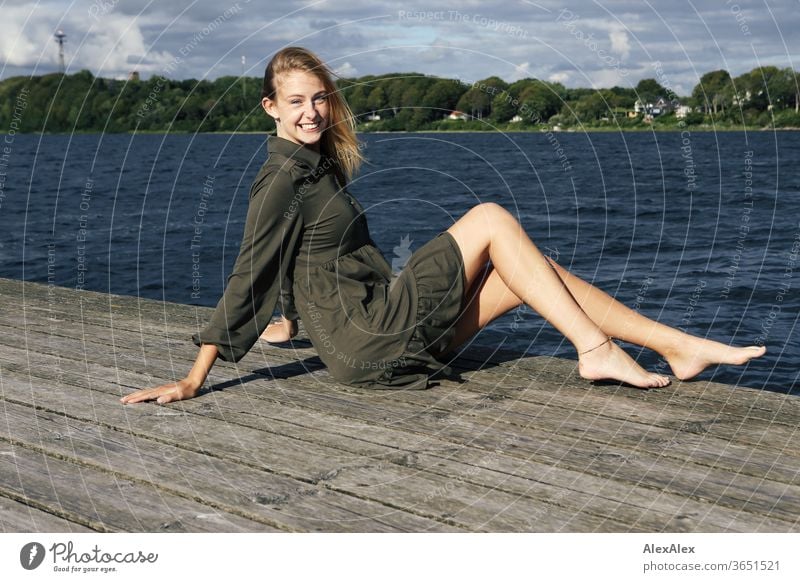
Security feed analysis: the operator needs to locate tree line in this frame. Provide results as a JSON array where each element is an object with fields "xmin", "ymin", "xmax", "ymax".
[{"xmin": 1, "ymin": 65, "xmax": 798, "ymax": 133}]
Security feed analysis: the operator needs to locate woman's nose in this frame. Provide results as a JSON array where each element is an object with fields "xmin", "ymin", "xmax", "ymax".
[{"xmin": 304, "ymin": 101, "xmax": 318, "ymax": 118}]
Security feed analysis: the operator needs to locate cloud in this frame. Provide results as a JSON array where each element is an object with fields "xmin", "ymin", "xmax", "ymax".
[
  {"xmin": 609, "ymin": 29, "xmax": 630, "ymax": 59},
  {"xmin": 548, "ymin": 72, "xmax": 569, "ymax": 84},
  {"xmin": 1, "ymin": 1, "xmax": 174, "ymax": 78},
  {"xmin": 332, "ymin": 61, "xmax": 358, "ymax": 78},
  {"xmin": 2, "ymin": 0, "xmax": 799, "ymax": 91},
  {"xmin": 510, "ymin": 61, "xmax": 531, "ymax": 81}
]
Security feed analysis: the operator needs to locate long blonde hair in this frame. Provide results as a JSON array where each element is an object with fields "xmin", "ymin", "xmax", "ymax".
[{"xmin": 262, "ymin": 47, "xmax": 363, "ymax": 186}]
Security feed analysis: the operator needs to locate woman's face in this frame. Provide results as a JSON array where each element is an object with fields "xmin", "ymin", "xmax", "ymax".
[{"xmin": 262, "ymin": 70, "xmax": 329, "ymax": 150}]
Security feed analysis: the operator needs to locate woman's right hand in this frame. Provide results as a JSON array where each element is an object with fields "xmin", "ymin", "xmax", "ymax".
[
  {"xmin": 121, "ymin": 343, "xmax": 219, "ymax": 405},
  {"xmin": 120, "ymin": 377, "xmax": 201, "ymax": 405}
]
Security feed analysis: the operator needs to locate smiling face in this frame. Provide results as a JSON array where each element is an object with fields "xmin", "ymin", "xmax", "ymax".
[{"xmin": 261, "ymin": 70, "xmax": 329, "ymax": 150}]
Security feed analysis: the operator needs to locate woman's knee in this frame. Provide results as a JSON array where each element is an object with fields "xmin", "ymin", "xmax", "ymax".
[{"xmin": 466, "ymin": 202, "xmax": 516, "ymax": 229}]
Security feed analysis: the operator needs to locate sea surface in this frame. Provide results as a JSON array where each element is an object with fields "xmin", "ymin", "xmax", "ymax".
[{"xmin": 1, "ymin": 131, "xmax": 797, "ymax": 393}]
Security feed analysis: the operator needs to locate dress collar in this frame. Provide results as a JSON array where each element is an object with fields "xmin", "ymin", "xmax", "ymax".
[{"xmin": 267, "ymin": 135, "xmax": 322, "ymax": 171}]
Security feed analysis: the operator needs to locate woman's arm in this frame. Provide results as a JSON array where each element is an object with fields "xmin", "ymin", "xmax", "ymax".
[
  {"xmin": 120, "ymin": 343, "xmax": 219, "ymax": 404},
  {"xmin": 191, "ymin": 166, "xmax": 303, "ymax": 362},
  {"xmin": 122, "ymin": 164, "xmax": 303, "ymax": 404}
]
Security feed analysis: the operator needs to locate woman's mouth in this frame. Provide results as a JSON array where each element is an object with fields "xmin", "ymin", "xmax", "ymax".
[{"xmin": 298, "ymin": 121, "xmax": 321, "ymax": 133}]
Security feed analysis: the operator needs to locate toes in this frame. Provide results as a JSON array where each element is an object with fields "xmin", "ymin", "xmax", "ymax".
[{"xmin": 647, "ymin": 374, "xmax": 670, "ymax": 388}]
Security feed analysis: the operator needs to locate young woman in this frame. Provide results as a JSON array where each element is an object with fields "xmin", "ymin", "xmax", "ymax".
[{"xmin": 121, "ymin": 47, "xmax": 765, "ymax": 405}]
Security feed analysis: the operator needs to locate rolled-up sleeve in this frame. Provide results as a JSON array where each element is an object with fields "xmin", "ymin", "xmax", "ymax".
[{"xmin": 192, "ymin": 166, "xmax": 303, "ymax": 362}]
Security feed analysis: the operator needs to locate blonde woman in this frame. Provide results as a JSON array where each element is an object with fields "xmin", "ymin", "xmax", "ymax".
[{"xmin": 122, "ymin": 47, "xmax": 764, "ymax": 405}]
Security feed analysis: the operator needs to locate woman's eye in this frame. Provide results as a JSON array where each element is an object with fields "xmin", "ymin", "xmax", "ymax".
[
  {"xmin": 315, "ymin": 95, "xmax": 328, "ymax": 103},
  {"xmin": 291, "ymin": 99, "xmax": 301, "ymax": 105}
]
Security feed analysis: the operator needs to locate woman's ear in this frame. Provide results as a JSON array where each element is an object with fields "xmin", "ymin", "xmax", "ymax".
[{"xmin": 262, "ymin": 97, "xmax": 279, "ymax": 121}]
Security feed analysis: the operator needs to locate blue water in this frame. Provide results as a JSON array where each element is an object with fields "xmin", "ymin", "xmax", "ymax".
[{"xmin": 1, "ymin": 131, "xmax": 797, "ymax": 393}]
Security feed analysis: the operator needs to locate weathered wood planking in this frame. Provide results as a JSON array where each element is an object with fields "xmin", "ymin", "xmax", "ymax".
[
  {"xmin": 0, "ymin": 493, "xmax": 95, "ymax": 533},
  {"xmin": 0, "ymin": 277, "xmax": 798, "ymax": 532},
  {"xmin": 3, "ymin": 328, "xmax": 793, "ymax": 531}
]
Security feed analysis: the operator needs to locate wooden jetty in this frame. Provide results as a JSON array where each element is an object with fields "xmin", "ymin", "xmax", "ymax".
[{"xmin": 1, "ymin": 277, "xmax": 798, "ymax": 533}]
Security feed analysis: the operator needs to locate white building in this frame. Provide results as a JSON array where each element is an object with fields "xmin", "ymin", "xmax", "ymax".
[{"xmin": 447, "ymin": 110, "xmax": 469, "ymax": 120}]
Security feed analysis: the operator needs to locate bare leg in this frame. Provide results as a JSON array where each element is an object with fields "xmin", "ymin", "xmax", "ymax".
[
  {"xmin": 446, "ymin": 203, "xmax": 669, "ymax": 388},
  {"xmin": 260, "ymin": 315, "xmax": 298, "ymax": 343},
  {"xmin": 544, "ymin": 259, "xmax": 766, "ymax": 380},
  {"xmin": 447, "ymin": 264, "xmax": 525, "ymax": 351}
]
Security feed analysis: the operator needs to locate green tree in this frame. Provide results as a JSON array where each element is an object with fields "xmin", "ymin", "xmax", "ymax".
[
  {"xmin": 456, "ymin": 76, "xmax": 506, "ymax": 119},
  {"xmin": 400, "ymin": 85, "xmax": 423, "ymax": 113},
  {"xmin": 573, "ymin": 90, "xmax": 617, "ymax": 122},
  {"xmin": 635, "ymin": 78, "xmax": 668, "ymax": 104},
  {"xmin": 343, "ymin": 82, "xmax": 370, "ymax": 116},
  {"xmin": 734, "ymin": 66, "xmax": 795, "ymax": 111},
  {"xmin": 366, "ymin": 86, "xmax": 387, "ymax": 114},
  {"xmin": 383, "ymin": 77, "xmax": 409, "ymax": 116},
  {"xmin": 691, "ymin": 70, "xmax": 733, "ymax": 114},
  {"xmin": 422, "ymin": 79, "xmax": 465, "ymax": 119},
  {"xmin": 785, "ymin": 68, "xmax": 800, "ymax": 112},
  {"xmin": 608, "ymin": 85, "xmax": 637, "ymax": 108},
  {"xmin": 490, "ymin": 92, "xmax": 516, "ymax": 122},
  {"xmin": 518, "ymin": 81, "xmax": 561, "ymax": 123}
]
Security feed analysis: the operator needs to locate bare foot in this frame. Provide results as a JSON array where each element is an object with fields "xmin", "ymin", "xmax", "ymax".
[
  {"xmin": 579, "ymin": 340, "xmax": 671, "ymax": 389},
  {"xmin": 260, "ymin": 316, "xmax": 298, "ymax": 343},
  {"xmin": 664, "ymin": 337, "xmax": 766, "ymax": 380}
]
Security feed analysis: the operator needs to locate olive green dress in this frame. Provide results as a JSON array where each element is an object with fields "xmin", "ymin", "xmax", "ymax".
[{"xmin": 193, "ymin": 136, "xmax": 466, "ymax": 389}]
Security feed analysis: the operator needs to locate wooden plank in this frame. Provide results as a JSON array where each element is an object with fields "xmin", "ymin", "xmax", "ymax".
[
  {"xmin": 456, "ymin": 343, "xmax": 797, "ymax": 409},
  {"xmin": 0, "ymin": 493, "xmax": 95, "ymax": 533},
  {"xmin": 2, "ymin": 278, "xmax": 798, "ymax": 532},
  {"xmin": 0, "ymin": 440, "xmax": 275, "ymax": 533},
  {"xmin": 4, "ymin": 334, "xmax": 792, "ymax": 528},
  {"xmin": 3, "ymin": 344, "xmax": 796, "ymax": 532},
  {"xmin": 0, "ymin": 399, "xmax": 458, "ymax": 533},
  {"xmin": 6, "ymin": 276, "xmax": 793, "ymax": 422},
  {"xmin": 52, "ymin": 324, "xmax": 795, "ymax": 491},
  {"xmin": 0, "ymin": 356, "xmax": 620, "ymax": 532},
  {"xmin": 256, "ymin": 342, "xmax": 800, "ymax": 468},
  {"xmin": 4, "ymin": 285, "xmax": 796, "ymax": 420},
  {"xmin": 4, "ymin": 311, "xmax": 798, "ymax": 464}
]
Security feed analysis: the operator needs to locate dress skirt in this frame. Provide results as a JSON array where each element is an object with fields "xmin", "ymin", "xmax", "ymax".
[{"xmin": 402, "ymin": 231, "xmax": 467, "ymax": 362}]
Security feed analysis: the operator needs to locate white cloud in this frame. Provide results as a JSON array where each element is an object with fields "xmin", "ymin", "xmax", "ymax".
[
  {"xmin": 510, "ymin": 61, "xmax": 531, "ymax": 81},
  {"xmin": 1, "ymin": 4, "xmax": 52, "ymax": 67},
  {"xmin": 1, "ymin": 1, "xmax": 174, "ymax": 77},
  {"xmin": 3, "ymin": 0, "xmax": 798, "ymax": 89},
  {"xmin": 332, "ymin": 61, "xmax": 358, "ymax": 77},
  {"xmin": 609, "ymin": 29, "xmax": 631, "ymax": 59},
  {"xmin": 549, "ymin": 72, "xmax": 569, "ymax": 84}
]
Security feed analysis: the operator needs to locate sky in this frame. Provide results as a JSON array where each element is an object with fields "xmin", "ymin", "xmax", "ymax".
[{"xmin": 2, "ymin": 0, "xmax": 799, "ymax": 96}]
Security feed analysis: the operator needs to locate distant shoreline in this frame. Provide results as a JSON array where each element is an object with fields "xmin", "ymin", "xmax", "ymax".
[{"xmin": 4, "ymin": 126, "xmax": 799, "ymax": 136}]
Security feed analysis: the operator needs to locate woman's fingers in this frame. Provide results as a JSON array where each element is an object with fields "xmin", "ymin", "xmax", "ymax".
[
  {"xmin": 119, "ymin": 384, "xmax": 168, "ymax": 404},
  {"xmin": 156, "ymin": 385, "xmax": 182, "ymax": 404},
  {"xmin": 120, "ymin": 381, "xmax": 189, "ymax": 405}
]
